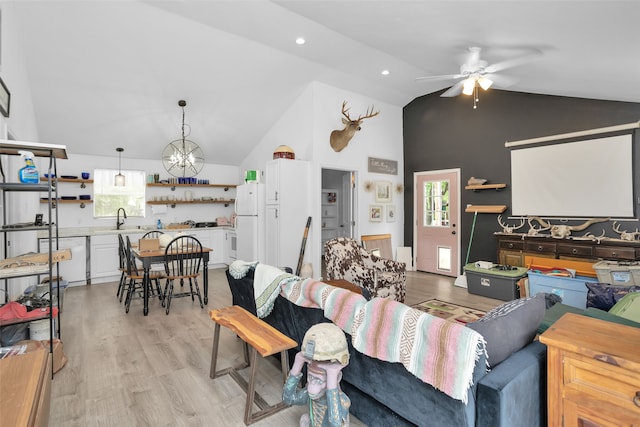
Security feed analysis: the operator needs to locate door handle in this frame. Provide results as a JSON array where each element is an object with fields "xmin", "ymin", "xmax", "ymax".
[{"xmin": 451, "ymin": 230, "xmax": 456, "ymax": 235}]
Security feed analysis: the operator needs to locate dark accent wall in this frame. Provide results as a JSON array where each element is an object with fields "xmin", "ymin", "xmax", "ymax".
[{"xmin": 403, "ymin": 89, "xmax": 640, "ymax": 271}]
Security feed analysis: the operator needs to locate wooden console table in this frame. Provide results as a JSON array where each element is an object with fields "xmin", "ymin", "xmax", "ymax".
[
  {"xmin": 496, "ymin": 233, "xmax": 640, "ymax": 267},
  {"xmin": 540, "ymin": 313, "xmax": 640, "ymax": 426},
  {"xmin": 0, "ymin": 348, "xmax": 52, "ymax": 427}
]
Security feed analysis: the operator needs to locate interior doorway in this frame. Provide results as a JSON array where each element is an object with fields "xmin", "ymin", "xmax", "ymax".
[
  {"xmin": 321, "ymin": 168, "xmax": 357, "ymax": 264},
  {"xmin": 414, "ymin": 169, "xmax": 460, "ymax": 277}
]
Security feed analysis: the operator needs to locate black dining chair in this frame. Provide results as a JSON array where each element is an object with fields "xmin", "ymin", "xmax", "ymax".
[
  {"xmin": 117, "ymin": 233, "xmax": 127, "ymax": 302},
  {"xmin": 123, "ymin": 236, "xmax": 165, "ymax": 313},
  {"xmin": 162, "ymin": 235, "xmax": 204, "ymax": 315},
  {"xmin": 141, "ymin": 230, "xmax": 164, "ymax": 239}
]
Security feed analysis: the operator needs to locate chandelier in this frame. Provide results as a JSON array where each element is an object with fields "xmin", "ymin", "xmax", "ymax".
[{"xmin": 162, "ymin": 100, "xmax": 205, "ymax": 178}]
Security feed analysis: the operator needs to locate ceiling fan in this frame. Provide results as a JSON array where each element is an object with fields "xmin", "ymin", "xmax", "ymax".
[{"xmin": 416, "ymin": 46, "xmax": 542, "ymax": 108}]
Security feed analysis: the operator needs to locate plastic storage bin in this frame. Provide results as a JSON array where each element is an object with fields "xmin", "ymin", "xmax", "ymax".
[
  {"xmin": 528, "ymin": 271, "xmax": 590, "ymax": 309},
  {"xmin": 24, "ymin": 278, "xmax": 69, "ymax": 312},
  {"xmin": 593, "ymin": 261, "xmax": 640, "ymax": 286},
  {"xmin": 463, "ymin": 263, "xmax": 527, "ymax": 301}
]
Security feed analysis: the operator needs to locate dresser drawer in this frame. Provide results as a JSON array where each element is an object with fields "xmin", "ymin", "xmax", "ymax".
[
  {"xmin": 499, "ymin": 240, "xmax": 524, "ymax": 251},
  {"xmin": 525, "ymin": 241, "xmax": 557, "ymax": 255},
  {"xmin": 563, "ymin": 354, "xmax": 640, "ymax": 415},
  {"xmin": 558, "ymin": 243, "xmax": 593, "ymax": 258},
  {"xmin": 594, "ymin": 246, "xmax": 638, "ymax": 261}
]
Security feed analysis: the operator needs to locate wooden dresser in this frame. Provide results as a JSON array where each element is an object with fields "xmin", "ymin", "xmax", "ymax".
[
  {"xmin": 496, "ymin": 233, "xmax": 640, "ymax": 267},
  {"xmin": 539, "ymin": 313, "xmax": 640, "ymax": 426},
  {"xmin": 0, "ymin": 348, "xmax": 52, "ymax": 427}
]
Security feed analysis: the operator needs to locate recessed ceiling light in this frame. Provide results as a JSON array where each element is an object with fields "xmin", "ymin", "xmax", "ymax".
[
  {"xmin": 295, "ymin": 37, "xmax": 306, "ymax": 45},
  {"xmin": 381, "ymin": 69, "xmax": 390, "ymax": 76}
]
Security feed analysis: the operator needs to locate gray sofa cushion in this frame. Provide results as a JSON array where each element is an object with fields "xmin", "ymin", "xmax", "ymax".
[{"xmin": 467, "ymin": 294, "xmax": 546, "ymax": 367}]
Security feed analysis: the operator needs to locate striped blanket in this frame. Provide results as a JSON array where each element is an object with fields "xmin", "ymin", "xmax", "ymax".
[
  {"xmin": 351, "ymin": 297, "xmax": 486, "ymax": 403},
  {"xmin": 280, "ymin": 278, "xmax": 367, "ymax": 334}
]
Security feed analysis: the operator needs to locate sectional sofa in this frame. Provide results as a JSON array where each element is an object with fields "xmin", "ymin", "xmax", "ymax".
[{"xmin": 226, "ymin": 266, "xmax": 547, "ymax": 427}]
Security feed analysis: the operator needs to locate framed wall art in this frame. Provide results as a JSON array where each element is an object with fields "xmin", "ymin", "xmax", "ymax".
[
  {"xmin": 369, "ymin": 204, "xmax": 383, "ymax": 222},
  {"xmin": 375, "ymin": 181, "xmax": 392, "ymax": 203},
  {"xmin": 386, "ymin": 205, "xmax": 396, "ymax": 222},
  {"xmin": 0, "ymin": 76, "xmax": 10, "ymax": 117}
]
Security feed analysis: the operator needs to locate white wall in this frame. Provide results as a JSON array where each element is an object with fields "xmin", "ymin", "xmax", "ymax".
[
  {"xmin": 29, "ymin": 153, "xmax": 240, "ymax": 229},
  {"xmin": 240, "ymin": 81, "xmax": 404, "ymax": 276}
]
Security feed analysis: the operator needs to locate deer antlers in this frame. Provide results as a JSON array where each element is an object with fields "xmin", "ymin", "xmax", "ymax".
[{"xmin": 330, "ymin": 101, "xmax": 380, "ymax": 152}]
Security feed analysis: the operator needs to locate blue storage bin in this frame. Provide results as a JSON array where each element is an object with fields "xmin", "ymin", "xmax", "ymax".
[{"xmin": 528, "ymin": 271, "xmax": 589, "ymax": 309}]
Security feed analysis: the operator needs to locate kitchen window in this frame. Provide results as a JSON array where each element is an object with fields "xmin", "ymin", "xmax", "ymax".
[{"xmin": 93, "ymin": 169, "xmax": 146, "ymax": 217}]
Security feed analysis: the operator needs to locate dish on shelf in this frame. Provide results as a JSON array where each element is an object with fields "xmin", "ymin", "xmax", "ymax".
[
  {"xmin": 79, "ymin": 195, "xmax": 91, "ymax": 200},
  {"xmin": 60, "ymin": 196, "xmax": 77, "ymax": 200},
  {"xmin": 60, "ymin": 175, "xmax": 78, "ymax": 179},
  {"xmin": 43, "ymin": 173, "xmax": 56, "ymax": 178},
  {"xmin": 40, "ymin": 197, "xmax": 60, "ymax": 201}
]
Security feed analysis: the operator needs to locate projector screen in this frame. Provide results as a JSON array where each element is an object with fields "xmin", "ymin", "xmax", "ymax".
[{"xmin": 511, "ymin": 134, "xmax": 634, "ymax": 217}]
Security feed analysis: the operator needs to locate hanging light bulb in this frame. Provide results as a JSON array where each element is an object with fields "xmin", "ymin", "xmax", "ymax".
[
  {"xmin": 478, "ymin": 76, "xmax": 493, "ymax": 91},
  {"xmin": 462, "ymin": 77, "xmax": 476, "ymax": 96},
  {"xmin": 114, "ymin": 147, "xmax": 125, "ymax": 186}
]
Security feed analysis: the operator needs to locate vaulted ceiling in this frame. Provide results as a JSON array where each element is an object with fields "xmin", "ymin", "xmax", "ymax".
[{"xmin": 8, "ymin": 1, "xmax": 640, "ymax": 165}]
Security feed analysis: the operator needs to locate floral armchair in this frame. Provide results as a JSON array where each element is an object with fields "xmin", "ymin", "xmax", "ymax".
[{"xmin": 324, "ymin": 237, "xmax": 406, "ymax": 302}]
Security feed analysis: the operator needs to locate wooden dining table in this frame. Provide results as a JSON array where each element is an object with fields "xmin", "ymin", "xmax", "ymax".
[{"xmin": 132, "ymin": 246, "xmax": 212, "ymax": 315}]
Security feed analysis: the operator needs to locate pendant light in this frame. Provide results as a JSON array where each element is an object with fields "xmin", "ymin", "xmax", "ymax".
[
  {"xmin": 161, "ymin": 100, "xmax": 205, "ymax": 178},
  {"xmin": 115, "ymin": 147, "xmax": 125, "ymax": 186}
]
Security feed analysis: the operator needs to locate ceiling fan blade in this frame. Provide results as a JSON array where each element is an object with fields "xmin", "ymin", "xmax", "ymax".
[
  {"xmin": 415, "ymin": 73, "xmax": 464, "ymax": 82},
  {"xmin": 485, "ymin": 74, "xmax": 517, "ymax": 88},
  {"xmin": 484, "ymin": 49, "xmax": 542, "ymax": 73},
  {"xmin": 440, "ymin": 80, "xmax": 465, "ymax": 97}
]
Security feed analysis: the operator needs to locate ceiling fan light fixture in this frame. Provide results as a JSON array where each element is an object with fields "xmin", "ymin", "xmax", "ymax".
[
  {"xmin": 478, "ymin": 76, "xmax": 493, "ymax": 91},
  {"xmin": 115, "ymin": 147, "xmax": 125, "ymax": 187},
  {"xmin": 462, "ymin": 78, "xmax": 476, "ymax": 96}
]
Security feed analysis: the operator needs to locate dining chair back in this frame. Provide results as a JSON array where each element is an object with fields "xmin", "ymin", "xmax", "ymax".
[
  {"xmin": 116, "ymin": 233, "xmax": 127, "ymax": 301},
  {"xmin": 141, "ymin": 230, "xmax": 164, "ymax": 239},
  {"xmin": 162, "ymin": 235, "xmax": 204, "ymax": 315},
  {"xmin": 123, "ymin": 235, "xmax": 164, "ymax": 313}
]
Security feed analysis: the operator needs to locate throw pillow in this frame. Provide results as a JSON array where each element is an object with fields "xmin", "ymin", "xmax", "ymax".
[
  {"xmin": 585, "ymin": 282, "xmax": 640, "ymax": 311},
  {"xmin": 466, "ymin": 294, "xmax": 546, "ymax": 367}
]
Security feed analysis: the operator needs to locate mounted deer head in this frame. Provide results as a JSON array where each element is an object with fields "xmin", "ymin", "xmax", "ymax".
[{"xmin": 329, "ymin": 101, "xmax": 379, "ymax": 152}]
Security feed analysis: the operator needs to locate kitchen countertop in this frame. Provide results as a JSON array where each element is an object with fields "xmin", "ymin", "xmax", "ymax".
[{"xmin": 37, "ymin": 226, "xmax": 236, "ymax": 238}]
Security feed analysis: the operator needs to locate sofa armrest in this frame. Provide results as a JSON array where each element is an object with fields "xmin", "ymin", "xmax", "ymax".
[{"xmin": 475, "ymin": 340, "xmax": 547, "ymax": 427}]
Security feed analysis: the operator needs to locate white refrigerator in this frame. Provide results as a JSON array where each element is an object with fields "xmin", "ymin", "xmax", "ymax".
[{"xmin": 234, "ymin": 182, "xmax": 266, "ymax": 262}]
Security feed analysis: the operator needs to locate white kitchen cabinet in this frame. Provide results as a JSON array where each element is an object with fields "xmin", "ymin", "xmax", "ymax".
[
  {"xmin": 210, "ymin": 229, "xmax": 225, "ymax": 265},
  {"xmin": 90, "ymin": 232, "xmax": 143, "ymax": 284},
  {"xmin": 265, "ymin": 159, "xmax": 311, "ymax": 271},
  {"xmin": 39, "ymin": 236, "xmax": 88, "ymax": 284}
]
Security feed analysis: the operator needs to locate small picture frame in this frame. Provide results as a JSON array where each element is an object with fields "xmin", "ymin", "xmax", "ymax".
[
  {"xmin": 369, "ymin": 204, "xmax": 383, "ymax": 222},
  {"xmin": 0, "ymin": 76, "xmax": 9, "ymax": 118},
  {"xmin": 386, "ymin": 205, "xmax": 396, "ymax": 222},
  {"xmin": 375, "ymin": 181, "xmax": 392, "ymax": 203}
]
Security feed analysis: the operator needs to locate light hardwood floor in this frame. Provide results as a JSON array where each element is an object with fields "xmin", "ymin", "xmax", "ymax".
[{"xmin": 49, "ymin": 269, "xmax": 503, "ymax": 427}]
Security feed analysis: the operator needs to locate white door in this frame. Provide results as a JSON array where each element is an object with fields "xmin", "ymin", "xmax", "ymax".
[{"xmin": 414, "ymin": 169, "xmax": 460, "ymax": 277}]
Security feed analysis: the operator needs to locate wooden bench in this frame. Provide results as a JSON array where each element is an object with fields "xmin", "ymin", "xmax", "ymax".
[{"xmin": 209, "ymin": 305, "xmax": 297, "ymax": 425}]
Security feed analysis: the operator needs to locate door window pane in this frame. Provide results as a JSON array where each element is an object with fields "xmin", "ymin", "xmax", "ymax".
[{"xmin": 423, "ymin": 180, "xmax": 450, "ymax": 227}]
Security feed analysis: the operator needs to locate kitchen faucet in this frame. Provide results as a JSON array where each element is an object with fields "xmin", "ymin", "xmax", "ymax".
[{"xmin": 116, "ymin": 208, "xmax": 127, "ymax": 230}]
